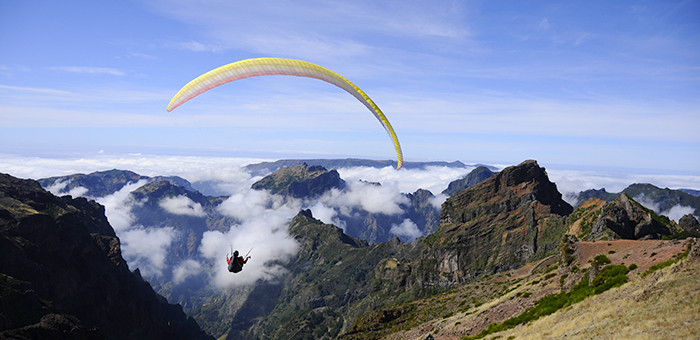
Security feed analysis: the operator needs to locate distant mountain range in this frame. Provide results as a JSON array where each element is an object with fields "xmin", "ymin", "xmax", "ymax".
[
  {"xmin": 243, "ymin": 158, "xmax": 497, "ymax": 175},
  {"xmin": 571, "ymin": 183, "xmax": 700, "ymax": 217}
]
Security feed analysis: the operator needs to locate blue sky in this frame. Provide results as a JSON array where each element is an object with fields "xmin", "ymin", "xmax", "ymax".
[{"xmin": 1, "ymin": 0, "xmax": 699, "ymax": 172}]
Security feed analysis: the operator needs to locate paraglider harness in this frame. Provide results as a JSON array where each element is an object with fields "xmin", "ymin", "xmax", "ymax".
[{"xmin": 227, "ymin": 246, "xmax": 251, "ymax": 273}]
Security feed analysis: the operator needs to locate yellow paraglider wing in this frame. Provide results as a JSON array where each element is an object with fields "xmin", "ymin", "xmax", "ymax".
[{"xmin": 167, "ymin": 58, "xmax": 403, "ymax": 169}]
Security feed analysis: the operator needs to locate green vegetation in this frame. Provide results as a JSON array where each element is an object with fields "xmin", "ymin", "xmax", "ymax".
[
  {"xmin": 642, "ymin": 259, "xmax": 676, "ymax": 278},
  {"xmin": 462, "ymin": 264, "xmax": 630, "ymax": 340},
  {"xmin": 593, "ymin": 254, "xmax": 611, "ymax": 265},
  {"xmin": 628, "ymin": 264, "xmax": 638, "ymax": 271}
]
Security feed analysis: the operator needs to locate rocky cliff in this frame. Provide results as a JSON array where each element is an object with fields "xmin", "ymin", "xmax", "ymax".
[
  {"xmin": 0, "ymin": 173, "xmax": 213, "ymax": 340},
  {"xmin": 565, "ymin": 193, "xmax": 676, "ymax": 241},
  {"xmin": 590, "ymin": 193, "xmax": 673, "ymax": 240},
  {"xmin": 418, "ymin": 160, "xmax": 573, "ymax": 290}
]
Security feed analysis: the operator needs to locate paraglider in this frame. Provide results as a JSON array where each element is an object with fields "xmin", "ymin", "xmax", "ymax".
[
  {"xmin": 167, "ymin": 57, "xmax": 403, "ymax": 169},
  {"xmin": 226, "ymin": 247, "xmax": 250, "ymax": 274}
]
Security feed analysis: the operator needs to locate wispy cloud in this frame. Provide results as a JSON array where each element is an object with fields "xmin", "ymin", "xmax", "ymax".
[
  {"xmin": 0, "ymin": 84, "xmax": 74, "ymax": 96},
  {"xmin": 390, "ymin": 219, "xmax": 423, "ymax": 241},
  {"xmin": 159, "ymin": 195, "xmax": 206, "ymax": 217},
  {"xmin": 120, "ymin": 226, "xmax": 177, "ymax": 277},
  {"xmin": 49, "ymin": 66, "xmax": 126, "ymax": 76},
  {"xmin": 44, "ymin": 178, "xmax": 89, "ymax": 198},
  {"xmin": 150, "ymin": 0, "xmax": 469, "ymax": 63}
]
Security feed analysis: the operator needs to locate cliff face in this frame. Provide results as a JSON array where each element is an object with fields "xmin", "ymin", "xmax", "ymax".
[
  {"xmin": 419, "ymin": 160, "xmax": 573, "ymax": 289},
  {"xmin": 0, "ymin": 173, "xmax": 213, "ymax": 340}
]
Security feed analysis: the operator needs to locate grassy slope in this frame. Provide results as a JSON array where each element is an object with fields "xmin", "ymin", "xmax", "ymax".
[
  {"xmin": 353, "ymin": 238, "xmax": 698, "ymax": 340},
  {"xmin": 493, "ymin": 258, "xmax": 700, "ymax": 340}
]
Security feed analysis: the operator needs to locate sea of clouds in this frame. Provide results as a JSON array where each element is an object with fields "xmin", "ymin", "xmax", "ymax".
[{"xmin": 1, "ymin": 154, "xmax": 698, "ymax": 288}]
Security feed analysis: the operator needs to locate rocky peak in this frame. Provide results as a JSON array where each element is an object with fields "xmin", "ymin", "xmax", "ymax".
[
  {"xmin": 441, "ymin": 160, "xmax": 572, "ymax": 225},
  {"xmin": 251, "ymin": 163, "xmax": 345, "ymax": 198},
  {"xmin": 590, "ymin": 193, "xmax": 673, "ymax": 240},
  {"xmin": 679, "ymin": 214, "xmax": 700, "ymax": 232},
  {"xmin": 421, "ymin": 160, "xmax": 572, "ymax": 288}
]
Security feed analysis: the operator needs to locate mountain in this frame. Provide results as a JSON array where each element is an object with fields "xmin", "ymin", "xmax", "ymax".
[
  {"xmin": 590, "ymin": 193, "xmax": 674, "ymax": 240},
  {"xmin": 441, "ymin": 165, "xmax": 496, "ymax": 196},
  {"xmin": 574, "ymin": 187, "xmax": 619, "ymax": 204},
  {"xmin": 37, "ymin": 169, "xmax": 194, "ymax": 197},
  {"xmin": 680, "ymin": 188, "xmax": 700, "ymax": 196},
  {"xmin": 251, "ymin": 163, "xmax": 346, "ymax": 198},
  {"xmin": 573, "ymin": 184, "xmax": 700, "ymax": 217},
  {"xmin": 565, "ymin": 193, "xmax": 690, "ymax": 241},
  {"xmin": 0, "ymin": 173, "xmax": 213, "ymax": 340},
  {"xmin": 418, "ymin": 160, "xmax": 574, "ymax": 290}
]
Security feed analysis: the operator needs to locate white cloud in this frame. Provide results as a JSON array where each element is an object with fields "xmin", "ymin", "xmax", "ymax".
[
  {"xmin": 430, "ymin": 193, "xmax": 448, "ymax": 209},
  {"xmin": 173, "ymin": 259, "xmax": 203, "ymax": 284},
  {"xmin": 633, "ymin": 194, "xmax": 660, "ymax": 214},
  {"xmin": 337, "ymin": 165, "xmax": 475, "ymax": 195},
  {"xmin": 634, "ymin": 193, "xmax": 697, "ymax": 223},
  {"xmin": 200, "ymin": 213, "xmax": 300, "ymax": 288},
  {"xmin": 151, "ymin": 0, "xmax": 469, "ymax": 60},
  {"xmin": 308, "ymin": 201, "xmax": 346, "ymax": 231},
  {"xmin": 320, "ymin": 180, "xmax": 408, "ymax": 215},
  {"xmin": 390, "ymin": 219, "xmax": 423, "ymax": 242},
  {"xmin": 4, "ymin": 153, "xmax": 700, "ymax": 289},
  {"xmin": 43, "ymin": 178, "xmax": 89, "ymax": 198},
  {"xmin": 663, "ymin": 205, "xmax": 696, "ymax": 223},
  {"xmin": 159, "ymin": 195, "xmax": 206, "ymax": 217},
  {"xmin": 217, "ymin": 189, "xmax": 301, "ymax": 221},
  {"xmin": 49, "ymin": 66, "xmax": 125, "ymax": 76},
  {"xmin": 95, "ymin": 179, "xmax": 148, "ymax": 232},
  {"xmin": 120, "ymin": 227, "xmax": 177, "ymax": 277}
]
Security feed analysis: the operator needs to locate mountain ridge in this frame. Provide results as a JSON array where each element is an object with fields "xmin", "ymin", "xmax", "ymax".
[{"xmin": 0, "ymin": 172, "xmax": 213, "ymax": 340}]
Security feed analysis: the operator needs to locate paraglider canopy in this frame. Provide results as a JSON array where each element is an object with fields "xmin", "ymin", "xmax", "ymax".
[{"xmin": 167, "ymin": 57, "xmax": 403, "ymax": 169}]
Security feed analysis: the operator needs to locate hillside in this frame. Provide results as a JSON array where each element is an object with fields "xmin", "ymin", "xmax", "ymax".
[
  {"xmin": 0, "ymin": 173, "xmax": 212, "ymax": 340},
  {"xmin": 341, "ymin": 236, "xmax": 698, "ymax": 339}
]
